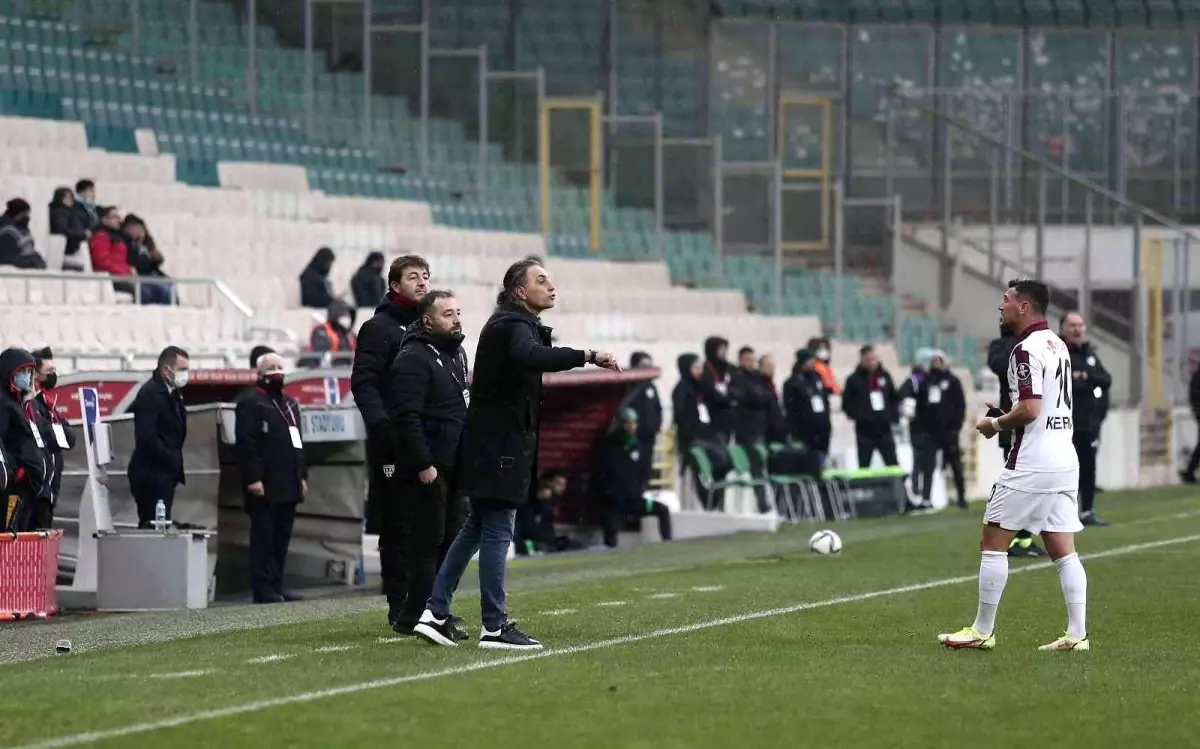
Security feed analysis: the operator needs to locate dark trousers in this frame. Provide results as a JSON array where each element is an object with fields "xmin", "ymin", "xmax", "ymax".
[
  {"xmin": 741, "ymin": 443, "xmax": 772, "ymax": 513},
  {"xmin": 918, "ymin": 431, "xmax": 965, "ymax": 505},
  {"xmin": 910, "ymin": 432, "xmax": 931, "ymax": 498},
  {"xmin": 246, "ymin": 499, "xmax": 297, "ymax": 600},
  {"xmin": 683, "ymin": 441, "xmax": 732, "ymax": 511},
  {"xmin": 796, "ymin": 424, "xmax": 831, "ymax": 458},
  {"xmin": 131, "ymin": 480, "xmax": 176, "ymax": 528},
  {"xmin": 1073, "ymin": 430, "xmax": 1098, "ymax": 513},
  {"xmin": 856, "ymin": 426, "xmax": 898, "ymax": 468},
  {"xmin": 31, "ymin": 499, "xmax": 53, "ymax": 530},
  {"xmin": 1187, "ymin": 413, "xmax": 1200, "ymax": 476},
  {"xmin": 396, "ymin": 473, "xmax": 463, "ymax": 630},
  {"xmin": 602, "ymin": 497, "xmax": 672, "ymax": 547},
  {"xmin": 3, "ymin": 490, "xmax": 35, "ymax": 532},
  {"xmin": 428, "ymin": 499, "xmax": 516, "ymax": 631},
  {"xmin": 373, "ymin": 465, "xmax": 408, "ymax": 610}
]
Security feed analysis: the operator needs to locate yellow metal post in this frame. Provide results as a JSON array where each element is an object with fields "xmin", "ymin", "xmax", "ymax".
[
  {"xmin": 776, "ymin": 95, "xmax": 833, "ymax": 251},
  {"xmin": 1145, "ymin": 237, "xmax": 1164, "ymax": 408},
  {"xmin": 539, "ymin": 96, "xmax": 603, "ymax": 251},
  {"xmin": 539, "ymin": 103, "xmax": 551, "ymax": 236}
]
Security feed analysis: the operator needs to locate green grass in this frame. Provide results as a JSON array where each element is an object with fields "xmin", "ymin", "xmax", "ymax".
[{"xmin": 6, "ymin": 487, "xmax": 1200, "ymax": 748}]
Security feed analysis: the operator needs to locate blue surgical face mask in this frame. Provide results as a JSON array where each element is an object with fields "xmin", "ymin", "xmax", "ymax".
[{"xmin": 13, "ymin": 370, "xmax": 33, "ymax": 393}]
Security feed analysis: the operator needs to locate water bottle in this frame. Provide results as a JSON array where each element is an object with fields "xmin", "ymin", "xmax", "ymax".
[{"xmin": 154, "ymin": 499, "xmax": 167, "ymax": 532}]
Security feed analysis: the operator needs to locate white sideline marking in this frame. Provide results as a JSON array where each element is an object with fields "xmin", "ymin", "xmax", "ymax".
[
  {"xmin": 245, "ymin": 654, "xmax": 294, "ymax": 665},
  {"xmin": 539, "ymin": 609, "xmax": 578, "ymax": 616},
  {"xmin": 376, "ymin": 637, "xmax": 409, "ymax": 644},
  {"xmin": 691, "ymin": 585, "xmax": 724, "ymax": 593},
  {"xmin": 148, "ymin": 670, "xmax": 215, "ymax": 680},
  {"xmin": 647, "ymin": 593, "xmax": 678, "ymax": 600},
  {"xmin": 596, "ymin": 601, "xmax": 628, "ymax": 607},
  {"xmin": 314, "ymin": 645, "xmax": 357, "ymax": 653},
  {"xmin": 17, "ymin": 533, "xmax": 1200, "ymax": 749}
]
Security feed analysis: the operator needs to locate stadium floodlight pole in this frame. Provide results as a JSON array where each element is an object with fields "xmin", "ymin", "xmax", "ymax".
[
  {"xmin": 188, "ymin": 0, "xmax": 198, "ymax": 84},
  {"xmin": 246, "ymin": 0, "xmax": 257, "ymax": 116}
]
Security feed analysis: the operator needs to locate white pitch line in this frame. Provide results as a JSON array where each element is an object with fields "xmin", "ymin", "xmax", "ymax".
[
  {"xmin": 314, "ymin": 645, "xmax": 357, "ymax": 653},
  {"xmin": 596, "ymin": 601, "xmax": 628, "ymax": 607},
  {"xmin": 376, "ymin": 636, "xmax": 410, "ymax": 644},
  {"xmin": 539, "ymin": 609, "xmax": 578, "ymax": 616},
  {"xmin": 17, "ymin": 533, "xmax": 1200, "ymax": 749},
  {"xmin": 245, "ymin": 654, "xmax": 294, "ymax": 665},
  {"xmin": 691, "ymin": 585, "xmax": 724, "ymax": 593},
  {"xmin": 147, "ymin": 670, "xmax": 215, "ymax": 680},
  {"xmin": 647, "ymin": 593, "xmax": 678, "ymax": 600}
]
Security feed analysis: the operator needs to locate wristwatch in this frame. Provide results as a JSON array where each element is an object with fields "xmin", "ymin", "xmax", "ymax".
[{"xmin": 587, "ymin": 350, "xmax": 597, "ymax": 364}]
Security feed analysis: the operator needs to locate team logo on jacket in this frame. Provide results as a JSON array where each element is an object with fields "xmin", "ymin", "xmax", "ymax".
[
  {"xmin": 1015, "ymin": 362, "xmax": 1031, "ymax": 383},
  {"xmin": 382, "ymin": 465, "xmax": 395, "ymax": 478}
]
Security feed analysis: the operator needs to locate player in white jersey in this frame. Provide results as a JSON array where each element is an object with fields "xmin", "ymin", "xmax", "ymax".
[{"xmin": 939, "ymin": 279, "xmax": 1089, "ymax": 652}]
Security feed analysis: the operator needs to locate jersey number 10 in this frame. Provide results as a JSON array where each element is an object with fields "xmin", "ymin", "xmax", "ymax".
[{"xmin": 1054, "ymin": 360, "xmax": 1073, "ymax": 409}]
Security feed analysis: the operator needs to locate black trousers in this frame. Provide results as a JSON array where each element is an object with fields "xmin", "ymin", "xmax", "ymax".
[
  {"xmin": 246, "ymin": 499, "xmax": 297, "ymax": 600},
  {"xmin": 909, "ymin": 432, "xmax": 931, "ymax": 498},
  {"xmin": 856, "ymin": 427, "xmax": 898, "ymax": 468},
  {"xmin": 1073, "ymin": 430, "xmax": 1098, "ymax": 514},
  {"xmin": 795, "ymin": 424, "xmax": 831, "ymax": 459},
  {"xmin": 3, "ymin": 490, "xmax": 36, "ymax": 532},
  {"xmin": 918, "ymin": 431, "xmax": 965, "ymax": 505},
  {"xmin": 374, "ymin": 464, "xmax": 409, "ymax": 610},
  {"xmin": 602, "ymin": 498, "xmax": 672, "ymax": 547},
  {"xmin": 1186, "ymin": 412, "xmax": 1200, "ymax": 476},
  {"xmin": 396, "ymin": 473, "xmax": 463, "ymax": 630},
  {"xmin": 131, "ymin": 480, "xmax": 176, "ymax": 528},
  {"xmin": 741, "ymin": 443, "xmax": 773, "ymax": 513}
]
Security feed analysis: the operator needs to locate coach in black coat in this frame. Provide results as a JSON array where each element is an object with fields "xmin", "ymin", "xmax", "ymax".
[
  {"xmin": 235, "ymin": 353, "xmax": 307, "ymax": 603},
  {"xmin": 127, "ymin": 347, "xmax": 189, "ymax": 528}
]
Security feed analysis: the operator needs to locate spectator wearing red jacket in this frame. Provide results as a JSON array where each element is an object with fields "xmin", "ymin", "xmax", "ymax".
[{"xmin": 89, "ymin": 206, "xmax": 133, "ymax": 296}]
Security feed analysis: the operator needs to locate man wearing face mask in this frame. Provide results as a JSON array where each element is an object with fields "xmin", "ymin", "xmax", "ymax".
[
  {"xmin": 29, "ymin": 347, "xmax": 74, "ymax": 529},
  {"xmin": 0, "ymin": 198, "xmax": 47, "ymax": 270},
  {"xmin": 386, "ymin": 290, "xmax": 470, "ymax": 637},
  {"xmin": 914, "ymin": 351, "xmax": 967, "ymax": 511},
  {"xmin": 235, "ymin": 353, "xmax": 308, "ymax": 604},
  {"xmin": 0, "ymin": 348, "xmax": 51, "ymax": 532},
  {"xmin": 127, "ymin": 346, "xmax": 189, "ymax": 529},
  {"xmin": 310, "ymin": 299, "xmax": 358, "ymax": 355},
  {"xmin": 806, "ymin": 336, "xmax": 840, "ymax": 395}
]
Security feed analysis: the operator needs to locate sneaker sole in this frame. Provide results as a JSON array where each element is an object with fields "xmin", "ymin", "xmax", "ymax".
[
  {"xmin": 1039, "ymin": 641, "xmax": 1090, "ymax": 652},
  {"xmin": 939, "ymin": 638, "xmax": 995, "ymax": 650},
  {"xmin": 413, "ymin": 623, "xmax": 458, "ymax": 648},
  {"xmin": 478, "ymin": 640, "xmax": 545, "ymax": 651}
]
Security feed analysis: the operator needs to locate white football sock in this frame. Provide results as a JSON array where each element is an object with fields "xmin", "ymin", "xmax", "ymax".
[
  {"xmin": 971, "ymin": 550, "xmax": 1009, "ymax": 636},
  {"xmin": 1055, "ymin": 552, "xmax": 1088, "ymax": 640}
]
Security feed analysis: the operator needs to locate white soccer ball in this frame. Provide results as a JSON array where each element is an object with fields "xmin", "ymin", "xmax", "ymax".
[{"xmin": 808, "ymin": 530, "xmax": 843, "ymax": 555}]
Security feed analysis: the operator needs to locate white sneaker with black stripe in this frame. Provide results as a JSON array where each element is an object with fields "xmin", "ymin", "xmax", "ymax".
[
  {"xmin": 478, "ymin": 621, "xmax": 543, "ymax": 650},
  {"xmin": 413, "ymin": 609, "xmax": 459, "ymax": 647}
]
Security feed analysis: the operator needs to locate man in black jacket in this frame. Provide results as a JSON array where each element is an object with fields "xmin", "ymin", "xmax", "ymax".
[
  {"xmin": 1061, "ymin": 312, "xmax": 1112, "ymax": 527},
  {"xmin": 783, "ymin": 349, "xmax": 831, "ymax": 458},
  {"xmin": 30, "ymin": 347, "xmax": 74, "ymax": 529},
  {"xmin": 127, "ymin": 346, "xmax": 189, "ymax": 528},
  {"xmin": 730, "ymin": 346, "xmax": 772, "ymax": 512},
  {"xmin": 594, "ymin": 409, "xmax": 672, "ymax": 548},
  {"xmin": 350, "ymin": 254, "xmax": 429, "ymax": 626},
  {"xmin": 1184, "ymin": 367, "xmax": 1200, "ymax": 485},
  {"xmin": 235, "ymin": 353, "xmax": 308, "ymax": 604},
  {"xmin": 987, "ymin": 327, "xmax": 1043, "ymax": 556},
  {"xmin": 673, "ymin": 353, "xmax": 733, "ymax": 510},
  {"xmin": 413, "ymin": 260, "xmax": 617, "ymax": 650},
  {"xmin": 842, "ymin": 345, "xmax": 899, "ymax": 468},
  {"xmin": 625, "ymin": 352, "xmax": 662, "ymax": 484},
  {"xmin": 699, "ymin": 336, "xmax": 735, "ymax": 444},
  {"xmin": 914, "ymin": 352, "xmax": 967, "ymax": 510},
  {"xmin": 0, "ymin": 348, "xmax": 50, "ymax": 532},
  {"xmin": 0, "ymin": 198, "xmax": 47, "ymax": 270},
  {"xmin": 386, "ymin": 290, "xmax": 470, "ymax": 638}
]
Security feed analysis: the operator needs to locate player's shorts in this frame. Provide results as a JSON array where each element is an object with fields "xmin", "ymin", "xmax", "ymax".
[{"xmin": 984, "ymin": 471, "xmax": 1083, "ymax": 534}]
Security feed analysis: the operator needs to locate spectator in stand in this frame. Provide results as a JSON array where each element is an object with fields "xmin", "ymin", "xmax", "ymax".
[
  {"xmin": 300, "ymin": 247, "xmax": 336, "ymax": 309},
  {"xmin": 0, "ymin": 348, "xmax": 51, "ymax": 531},
  {"xmin": 30, "ymin": 347, "xmax": 74, "ymax": 529},
  {"xmin": 122, "ymin": 214, "xmax": 173, "ymax": 305},
  {"xmin": 0, "ymin": 198, "xmax": 47, "ymax": 270},
  {"xmin": 73, "ymin": 179, "xmax": 99, "ymax": 231},
  {"xmin": 914, "ymin": 351, "xmax": 967, "ymax": 511},
  {"xmin": 783, "ymin": 349, "xmax": 831, "ymax": 459},
  {"xmin": 310, "ymin": 299, "xmax": 358, "ymax": 354},
  {"xmin": 843, "ymin": 344, "xmax": 900, "ymax": 468},
  {"xmin": 351, "ymin": 251, "xmax": 387, "ymax": 309},
  {"xmin": 49, "ymin": 187, "xmax": 89, "ymax": 266},
  {"xmin": 699, "ymin": 336, "xmax": 735, "ymax": 444},
  {"xmin": 89, "ymin": 206, "xmax": 136, "ymax": 296},
  {"xmin": 673, "ymin": 353, "xmax": 732, "ymax": 510},
  {"xmin": 625, "ymin": 351, "xmax": 662, "ymax": 484},
  {"xmin": 807, "ymin": 336, "xmax": 840, "ymax": 394},
  {"xmin": 127, "ymin": 346, "xmax": 189, "ymax": 529},
  {"xmin": 594, "ymin": 408, "xmax": 672, "ymax": 548}
]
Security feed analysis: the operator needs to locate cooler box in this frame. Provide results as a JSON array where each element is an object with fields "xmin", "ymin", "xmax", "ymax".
[
  {"xmin": 0, "ymin": 529, "xmax": 62, "ymax": 621},
  {"xmin": 96, "ymin": 529, "xmax": 213, "ymax": 612},
  {"xmin": 822, "ymin": 467, "xmax": 909, "ymax": 518}
]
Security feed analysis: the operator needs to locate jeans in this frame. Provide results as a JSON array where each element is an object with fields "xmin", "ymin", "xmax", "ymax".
[{"xmin": 427, "ymin": 500, "xmax": 516, "ymax": 632}]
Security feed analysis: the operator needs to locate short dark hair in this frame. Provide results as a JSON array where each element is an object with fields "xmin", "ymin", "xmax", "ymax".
[
  {"xmin": 99, "ymin": 205, "xmax": 119, "ymax": 220},
  {"xmin": 32, "ymin": 347, "xmax": 53, "ymax": 367},
  {"xmin": 738, "ymin": 346, "xmax": 755, "ymax": 358},
  {"xmin": 497, "ymin": 258, "xmax": 542, "ymax": 306},
  {"xmin": 4, "ymin": 198, "xmax": 30, "ymax": 217},
  {"xmin": 1007, "ymin": 277, "xmax": 1049, "ymax": 316},
  {"xmin": 859, "ymin": 344, "xmax": 874, "ymax": 357},
  {"xmin": 53, "ymin": 186, "xmax": 72, "ymax": 204},
  {"xmin": 388, "ymin": 255, "xmax": 429, "ymax": 287},
  {"xmin": 75, "ymin": 179, "xmax": 95, "ymax": 194},
  {"xmin": 630, "ymin": 351, "xmax": 651, "ymax": 369},
  {"xmin": 157, "ymin": 346, "xmax": 189, "ymax": 371},
  {"xmin": 1059, "ymin": 310, "xmax": 1082, "ymax": 329},
  {"xmin": 417, "ymin": 289, "xmax": 456, "ymax": 325}
]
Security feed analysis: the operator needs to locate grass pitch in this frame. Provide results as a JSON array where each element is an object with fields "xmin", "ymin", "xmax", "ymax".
[{"xmin": 5, "ymin": 487, "xmax": 1200, "ymax": 749}]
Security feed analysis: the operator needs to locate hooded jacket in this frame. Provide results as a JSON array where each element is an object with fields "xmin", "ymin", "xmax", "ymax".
[
  {"xmin": 350, "ymin": 252, "xmax": 387, "ymax": 309},
  {"xmin": 914, "ymin": 367, "xmax": 966, "ymax": 436},
  {"xmin": 0, "ymin": 216, "xmax": 46, "ymax": 269},
  {"xmin": 672, "ymin": 353, "xmax": 717, "ymax": 450},
  {"xmin": 455, "ymin": 303, "xmax": 585, "ymax": 504},
  {"xmin": 351, "ymin": 292, "xmax": 422, "ymax": 449},
  {"xmin": 0, "ymin": 348, "xmax": 50, "ymax": 502},
  {"xmin": 310, "ymin": 299, "xmax": 357, "ymax": 353},
  {"xmin": 386, "ymin": 326, "xmax": 470, "ymax": 475},
  {"xmin": 698, "ymin": 337, "xmax": 734, "ymax": 441},
  {"xmin": 234, "ymin": 384, "xmax": 307, "ymax": 505},
  {"xmin": 783, "ymin": 355, "xmax": 831, "ymax": 446},
  {"xmin": 299, "ymin": 248, "xmax": 335, "ymax": 309},
  {"xmin": 49, "ymin": 199, "xmax": 88, "ymax": 257}
]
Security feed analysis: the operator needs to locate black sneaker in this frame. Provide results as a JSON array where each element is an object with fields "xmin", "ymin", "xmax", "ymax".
[
  {"xmin": 413, "ymin": 610, "xmax": 459, "ymax": 647},
  {"xmin": 1181, "ymin": 471, "xmax": 1197, "ymax": 485},
  {"xmin": 478, "ymin": 621, "xmax": 543, "ymax": 651},
  {"xmin": 387, "ymin": 607, "xmax": 402, "ymax": 628},
  {"xmin": 448, "ymin": 615, "xmax": 469, "ymax": 642},
  {"xmin": 1081, "ymin": 511, "xmax": 1110, "ymax": 527}
]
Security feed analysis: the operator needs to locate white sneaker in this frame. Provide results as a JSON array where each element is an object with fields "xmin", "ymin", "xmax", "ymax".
[
  {"xmin": 1038, "ymin": 633, "xmax": 1090, "ymax": 652},
  {"xmin": 937, "ymin": 626, "xmax": 996, "ymax": 650}
]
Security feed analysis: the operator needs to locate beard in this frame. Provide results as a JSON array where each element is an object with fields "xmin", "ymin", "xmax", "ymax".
[{"xmin": 433, "ymin": 328, "xmax": 465, "ymax": 347}]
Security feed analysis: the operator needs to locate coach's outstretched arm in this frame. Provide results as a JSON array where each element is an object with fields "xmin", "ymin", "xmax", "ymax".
[{"xmin": 506, "ymin": 324, "xmax": 619, "ymax": 373}]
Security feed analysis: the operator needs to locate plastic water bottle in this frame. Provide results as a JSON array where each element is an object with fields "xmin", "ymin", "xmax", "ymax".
[{"xmin": 154, "ymin": 500, "xmax": 167, "ymax": 532}]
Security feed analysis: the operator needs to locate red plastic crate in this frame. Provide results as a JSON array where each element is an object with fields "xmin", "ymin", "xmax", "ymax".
[{"xmin": 0, "ymin": 529, "xmax": 62, "ymax": 621}]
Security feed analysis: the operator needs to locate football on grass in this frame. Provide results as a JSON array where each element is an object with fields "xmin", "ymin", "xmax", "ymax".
[{"xmin": 808, "ymin": 530, "xmax": 843, "ymax": 555}]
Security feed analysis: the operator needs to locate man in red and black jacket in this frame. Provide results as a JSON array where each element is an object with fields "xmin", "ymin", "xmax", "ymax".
[
  {"xmin": 842, "ymin": 344, "xmax": 899, "ymax": 468},
  {"xmin": 0, "ymin": 348, "xmax": 51, "ymax": 532},
  {"xmin": 349, "ymin": 254, "xmax": 429, "ymax": 627}
]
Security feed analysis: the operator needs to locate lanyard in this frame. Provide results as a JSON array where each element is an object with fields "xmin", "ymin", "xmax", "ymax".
[
  {"xmin": 271, "ymin": 398, "xmax": 296, "ymax": 428},
  {"xmin": 428, "ymin": 344, "xmax": 467, "ymax": 389}
]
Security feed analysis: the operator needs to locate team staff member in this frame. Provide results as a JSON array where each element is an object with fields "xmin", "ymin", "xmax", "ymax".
[
  {"xmin": 127, "ymin": 346, "xmax": 189, "ymax": 528},
  {"xmin": 897, "ymin": 359, "xmax": 929, "ymax": 503},
  {"xmin": 30, "ymin": 347, "xmax": 74, "ymax": 528},
  {"xmin": 1061, "ymin": 312, "xmax": 1111, "ymax": 527},
  {"xmin": 988, "ymin": 327, "xmax": 1043, "ymax": 557},
  {"xmin": 783, "ymin": 349, "xmax": 831, "ymax": 459},
  {"xmin": 914, "ymin": 352, "xmax": 967, "ymax": 511},
  {"xmin": 386, "ymin": 290, "xmax": 470, "ymax": 638},
  {"xmin": 625, "ymin": 352, "xmax": 662, "ymax": 483},
  {"xmin": 842, "ymin": 345, "xmax": 899, "ymax": 468},
  {"xmin": 1183, "ymin": 365, "xmax": 1200, "ymax": 484},
  {"xmin": 350, "ymin": 255, "xmax": 429, "ymax": 626},
  {"xmin": 235, "ymin": 354, "xmax": 308, "ymax": 604},
  {"xmin": 0, "ymin": 348, "xmax": 49, "ymax": 531},
  {"xmin": 413, "ymin": 259, "xmax": 618, "ymax": 650}
]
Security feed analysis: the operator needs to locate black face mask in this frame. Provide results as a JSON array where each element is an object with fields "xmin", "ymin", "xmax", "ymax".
[
  {"xmin": 14, "ymin": 216, "xmax": 29, "ymax": 229},
  {"xmin": 259, "ymin": 373, "xmax": 285, "ymax": 392},
  {"xmin": 41, "ymin": 373, "xmax": 57, "ymax": 391}
]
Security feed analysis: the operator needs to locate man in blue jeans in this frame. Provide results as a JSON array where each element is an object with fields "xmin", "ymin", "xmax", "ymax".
[{"xmin": 413, "ymin": 259, "xmax": 619, "ymax": 650}]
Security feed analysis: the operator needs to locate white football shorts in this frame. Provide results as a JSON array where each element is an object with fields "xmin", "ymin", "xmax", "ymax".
[{"xmin": 984, "ymin": 471, "xmax": 1083, "ymax": 534}]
